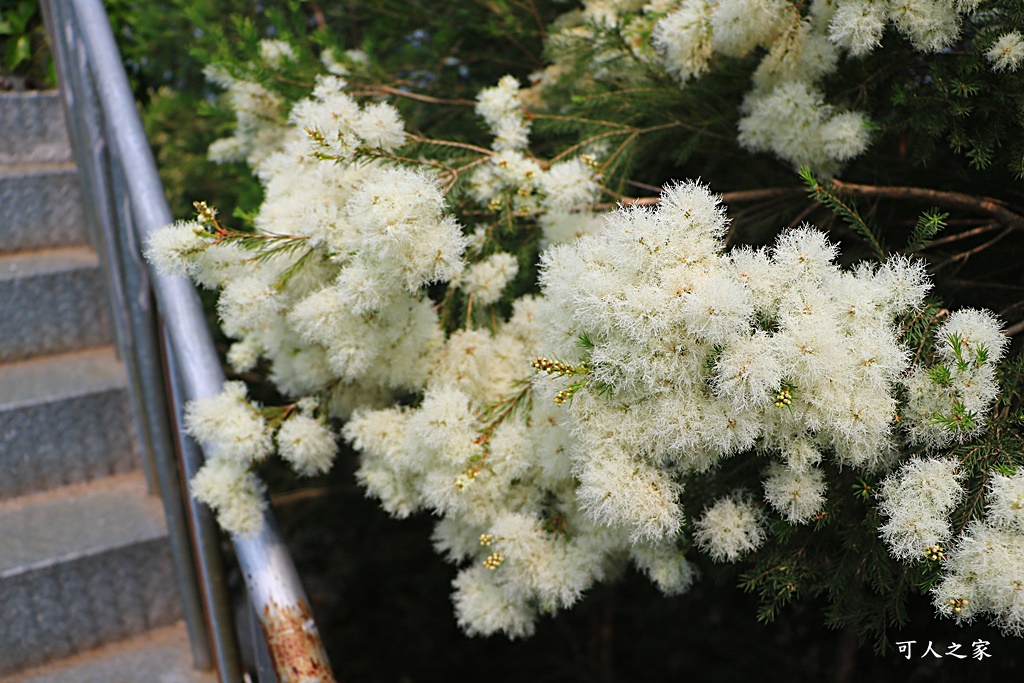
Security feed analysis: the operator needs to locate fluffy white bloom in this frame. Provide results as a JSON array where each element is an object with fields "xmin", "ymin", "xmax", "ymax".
[
  {"xmin": 452, "ymin": 565, "xmax": 536, "ymax": 638},
  {"xmin": 987, "ymin": 469, "xmax": 1024, "ymax": 533},
  {"xmin": 987, "ymin": 31, "xmax": 1024, "ymax": 72},
  {"xmin": 489, "ymin": 512, "xmax": 595, "ymax": 607},
  {"xmin": 630, "ymin": 542, "xmax": 699, "ymax": 596},
  {"xmin": 763, "ymin": 463, "xmax": 826, "ymax": 523},
  {"xmin": 259, "ymin": 39, "xmax": 296, "ymax": 68},
  {"xmin": 575, "ymin": 442, "xmax": 685, "ymax": 542},
  {"xmin": 276, "ymin": 413, "xmax": 338, "ymax": 476},
  {"xmin": 819, "ymin": 110, "xmax": 871, "ymax": 163},
  {"xmin": 145, "ymin": 220, "xmax": 208, "ymax": 277},
  {"xmin": 190, "ymin": 457, "xmax": 267, "ymax": 537},
  {"xmin": 753, "ymin": 19, "xmax": 840, "ymax": 90},
  {"xmin": 709, "ymin": 0, "xmax": 792, "ymax": 58},
  {"xmin": 653, "ymin": 0, "xmax": 714, "ymax": 82},
  {"xmin": 935, "ymin": 521, "xmax": 1024, "ymax": 635},
  {"xmin": 828, "ymin": 0, "xmax": 886, "ymax": 56},
  {"xmin": 184, "ymin": 381, "xmax": 273, "ymax": 464},
  {"xmin": 878, "ymin": 457, "xmax": 964, "ymax": 561},
  {"xmin": 540, "ymin": 158, "xmax": 600, "ymax": 212},
  {"xmin": 538, "ymin": 211, "xmax": 606, "ymax": 247},
  {"xmin": 694, "ymin": 493, "xmax": 765, "ymax": 562},
  {"xmin": 888, "ymin": 0, "xmax": 961, "ymax": 53},
  {"xmin": 738, "ymin": 81, "xmax": 870, "ymax": 174},
  {"xmin": 936, "ymin": 308, "xmax": 1008, "ymax": 365},
  {"xmin": 713, "ymin": 332, "xmax": 784, "ymax": 408},
  {"xmin": 538, "ymin": 181, "xmax": 945, "ymax": 541},
  {"xmin": 345, "ymin": 166, "xmax": 467, "ymax": 293},
  {"xmin": 218, "ymin": 274, "xmax": 280, "ymax": 337},
  {"xmin": 873, "ymin": 254, "xmax": 931, "ymax": 315},
  {"xmin": 477, "ymin": 76, "xmax": 530, "ymax": 152},
  {"xmin": 353, "ymin": 102, "xmax": 406, "ymax": 150},
  {"xmin": 227, "ymin": 335, "xmax": 262, "ymax": 373},
  {"xmin": 460, "ymin": 253, "xmax": 519, "ymax": 306}
]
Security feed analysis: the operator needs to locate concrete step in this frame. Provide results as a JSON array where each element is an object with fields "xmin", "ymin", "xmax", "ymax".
[
  {"xmin": 0, "ymin": 346, "xmax": 139, "ymax": 500},
  {"xmin": 0, "ymin": 91, "xmax": 72, "ymax": 165},
  {"xmin": 0, "ymin": 246, "xmax": 112, "ymax": 362},
  {"xmin": 0, "ymin": 163, "xmax": 88, "ymax": 253},
  {"xmin": 4, "ymin": 621, "xmax": 217, "ymax": 683},
  {"xmin": 0, "ymin": 473, "xmax": 182, "ymax": 676}
]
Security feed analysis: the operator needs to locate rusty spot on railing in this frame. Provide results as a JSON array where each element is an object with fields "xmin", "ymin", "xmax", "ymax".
[{"xmin": 260, "ymin": 598, "xmax": 336, "ymax": 683}]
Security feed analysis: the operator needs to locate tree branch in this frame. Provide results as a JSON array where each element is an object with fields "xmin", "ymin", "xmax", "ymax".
[{"xmin": 829, "ymin": 180, "xmax": 1024, "ymax": 233}]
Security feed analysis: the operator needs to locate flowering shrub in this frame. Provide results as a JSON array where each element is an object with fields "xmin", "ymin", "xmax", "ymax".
[{"xmin": 146, "ymin": 0, "xmax": 1024, "ymax": 651}]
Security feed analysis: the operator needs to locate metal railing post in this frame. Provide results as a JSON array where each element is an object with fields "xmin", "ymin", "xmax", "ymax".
[{"xmin": 42, "ymin": 1, "xmax": 339, "ymax": 680}]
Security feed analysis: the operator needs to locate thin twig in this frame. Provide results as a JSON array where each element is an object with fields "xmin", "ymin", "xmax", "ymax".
[
  {"xmin": 930, "ymin": 227, "xmax": 1013, "ymax": 271},
  {"xmin": 830, "ymin": 179, "xmax": 1024, "ymax": 233},
  {"xmin": 920, "ymin": 223, "xmax": 1002, "ymax": 249},
  {"xmin": 355, "ymin": 83, "xmax": 476, "ymax": 107},
  {"xmin": 1005, "ymin": 319, "xmax": 1024, "ymax": 337}
]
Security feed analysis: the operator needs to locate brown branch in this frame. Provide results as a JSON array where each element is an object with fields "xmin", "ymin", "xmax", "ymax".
[
  {"xmin": 829, "ymin": 179, "xmax": 1024, "ymax": 233},
  {"xmin": 720, "ymin": 188, "xmax": 806, "ymax": 204},
  {"xmin": 357, "ymin": 83, "xmax": 476, "ymax": 107},
  {"xmin": 930, "ymin": 227, "xmax": 1013, "ymax": 272},
  {"xmin": 405, "ymin": 132, "xmax": 493, "ymax": 156},
  {"xmin": 921, "ymin": 222, "xmax": 1002, "ymax": 249},
  {"xmin": 1005, "ymin": 319, "xmax": 1024, "ymax": 337}
]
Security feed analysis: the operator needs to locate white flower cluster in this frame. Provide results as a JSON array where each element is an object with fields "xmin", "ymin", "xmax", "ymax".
[
  {"xmin": 933, "ymin": 469, "xmax": 1024, "ymax": 635},
  {"xmin": 542, "ymin": 1, "xmax": 987, "ymax": 173},
  {"xmin": 203, "ymin": 63, "xmax": 287, "ymax": 168},
  {"xmin": 987, "ymin": 31, "xmax": 1024, "ymax": 72},
  {"xmin": 538, "ymin": 180, "xmax": 930, "ymax": 543},
  {"xmin": 344, "ymin": 297, "xmax": 682, "ymax": 637},
  {"xmin": 154, "ymin": 48, "xmax": 1017, "ymax": 640},
  {"xmin": 877, "ymin": 456, "xmax": 965, "ymax": 561},
  {"xmin": 763, "ymin": 462, "xmax": 827, "ymax": 524},
  {"xmin": 183, "ymin": 382, "xmax": 338, "ymax": 536},
  {"xmin": 902, "ymin": 309, "xmax": 1007, "ymax": 448},
  {"xmin": 694, "ymin": 493, "xmax": 765, "ymax": 562},
  {"xmin": 471, "ymin": 77, "xmax": 604, "ymax": 246},
  {"xmin": 650, "ymin": 0, "xmax": 880, "ymax": 174},
  {"xmin": 476, "ymin": 75, "xmax": 530, "ymax": 152}
]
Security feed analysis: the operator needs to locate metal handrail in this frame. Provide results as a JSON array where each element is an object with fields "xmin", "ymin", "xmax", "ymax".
[{"xmin": 40, "ymin": 1, "xmax": 335, "ymax": 681}]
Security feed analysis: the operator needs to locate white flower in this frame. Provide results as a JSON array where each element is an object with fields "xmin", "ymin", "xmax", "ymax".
[
  {"xmin": 259, "ymin": 39, "xmax": 296, "ymax": 68},
  {"xmin": 828, "ymin": 0, "xmax": 886, "ymax": 56},
  {"xmin": 276, "ymin": 413, "xmax": 338, "ymax": 476},
  {"xmin": 145, "ymin": 220, "xmax": 208, "ymax": 276},
  {"xmin": 476, "ymin": 76, "xmax": 530, "ymax": 152},
  {"xmin": 452, "ymin": 565, "xmax": 536, "ymax": 638},
  {"xmin": 987, "ymin": 469, "xmax": 1024, "ymax": 533},
  {"xmin": 630, "ymin": 542, "xmax": 699, "ymax": 596},
  {"xmin": 889, "ymin": 0, "xmax": 961, "ymax": 53},
  {"xmin": 694, "ymin": 493, "xmax": 765, "ymax": 562},
  {"xmin": 218, "ymin": 274, "xmax": 280, "ymax": 338},
  {"xmin": 936, "ymin": 308, "xmax": 1008, "ymax": 365},
  {"xmin": 460, "ymin": 253, "xmax": 519, "ymax": 306},
  {"xmin": 819, "ymin": 110, "xmax": 871, "ymax": 163},
  {"xmin": 987, "ymin": 31, "xmax": 1024, "ymax": 72},
  {"xmin": 539, "ymin": 158, "xmax": 600, "ymax": 212},
  {"xmin": 353, "ymin": 102, "xmax": 406, "ymax": 150},
  {"xmin": 937, "ymin": 521, "xmax": 1024, "ymax": 635},
  {"xmin": 653, "ymin": 0, "xmax": 714, "ymax": 82},
  {"xmin": 184, "ymin": 381, "xmax": 274, "ymax": 464},
  {"xmin": 763, "ymin": 463, "xmax": 826, "ymax": 523},
  {"xmin": 878, "ymin": 457, "xmax": 964, "ymax": 561},
  {"xmin": 191, "ymin": 457, "xmax": 267, "ymax": 537}
]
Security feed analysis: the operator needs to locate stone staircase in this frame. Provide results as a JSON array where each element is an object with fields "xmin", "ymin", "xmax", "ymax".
[{"xmin": 0, "ymin": 91, "xmax": 215, "ymax": 682}]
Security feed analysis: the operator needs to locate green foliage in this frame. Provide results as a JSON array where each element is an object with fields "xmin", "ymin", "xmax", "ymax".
[
  {"xmin": 0, "ymin": 0, "xmax": 54, "ymax": 89},
  {"xmin": 800, "ymin": 167, "xmax": 888, "ymax": 261},
  {"xmin": 904, "ymin": 208, "xmax": 948, "ymax": 254}
]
